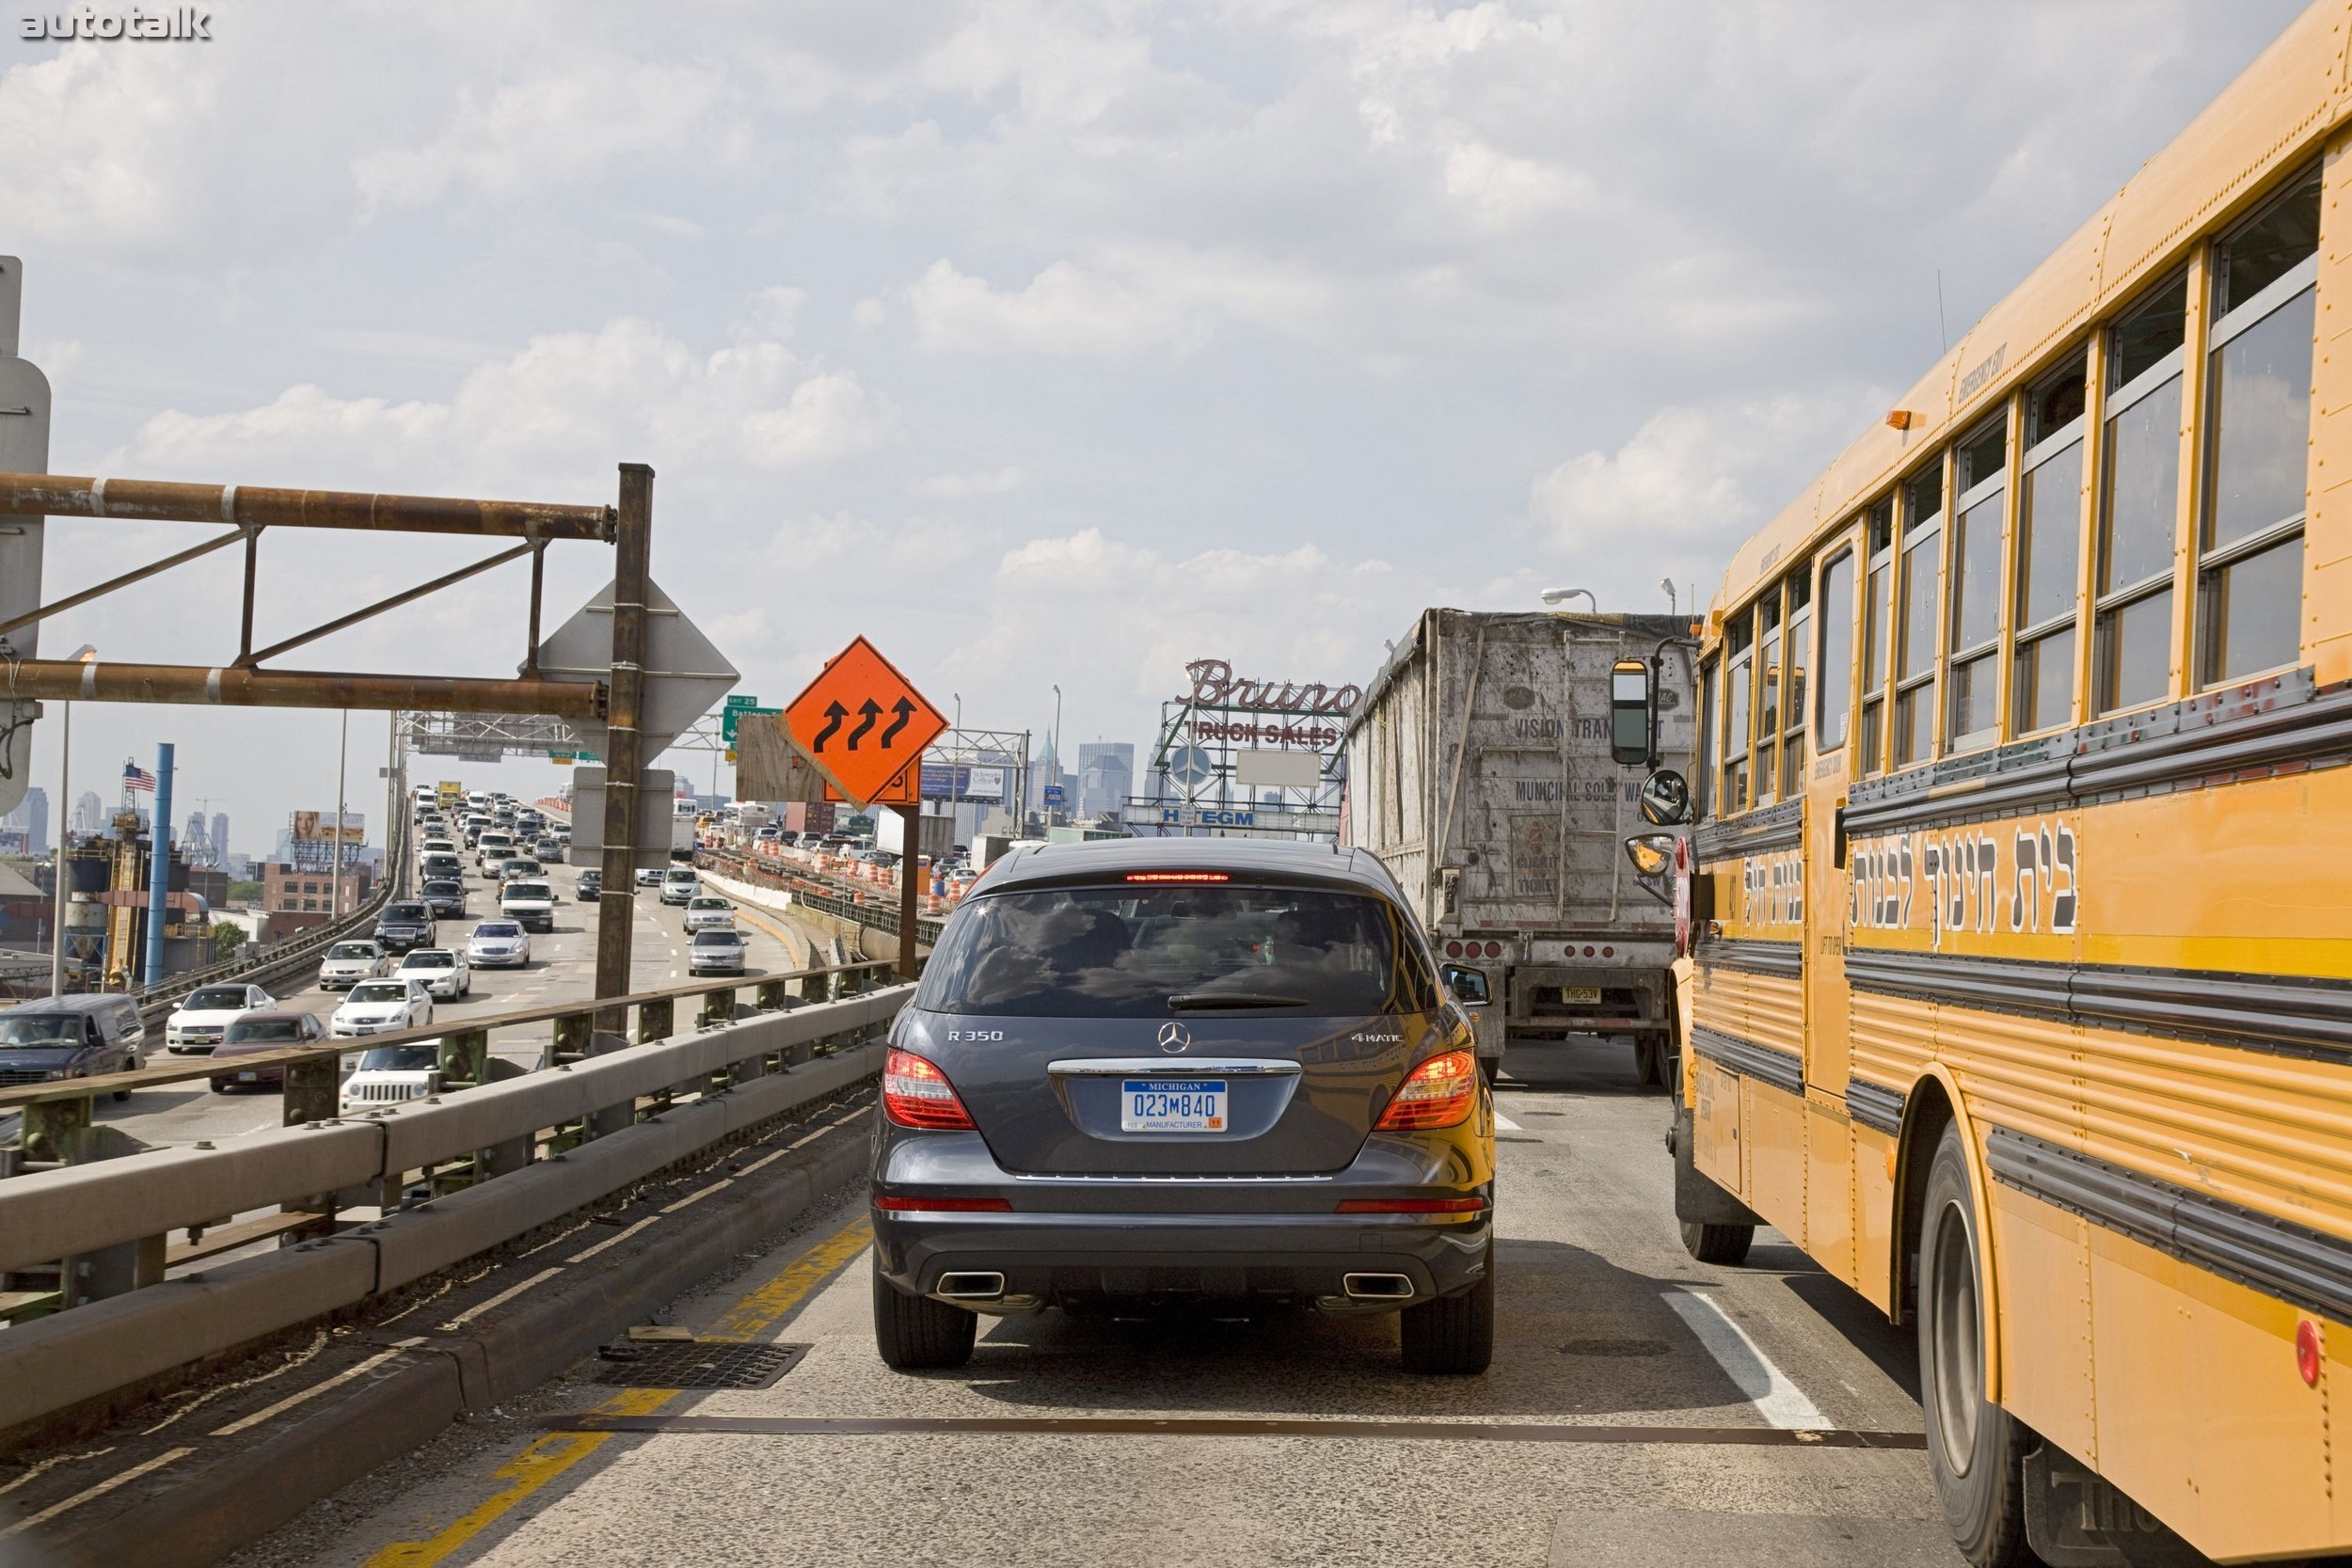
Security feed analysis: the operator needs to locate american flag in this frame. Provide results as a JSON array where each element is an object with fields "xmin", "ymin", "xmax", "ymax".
[{"xmin": 122, "ymin": 762, "xmax": 156, "ymax": 794}]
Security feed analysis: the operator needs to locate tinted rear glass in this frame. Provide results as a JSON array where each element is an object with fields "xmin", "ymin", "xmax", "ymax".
[
  {"xmin": 229, "ymin": 1019, "xmax": 306, "ymax": 1042},
  {"xmin": 917, "ymin": 884, "xmax": 1437, "ymax": 1019}
]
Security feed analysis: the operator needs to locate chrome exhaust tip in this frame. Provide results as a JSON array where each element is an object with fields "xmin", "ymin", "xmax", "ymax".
[
  {"xmin": 936, "ymin": 1271, "xmax": 1007, "ymax": 1301},
  {"xmin": 1341, "ymin": 1272, "xmax": 1415, "ymax": 1300}
]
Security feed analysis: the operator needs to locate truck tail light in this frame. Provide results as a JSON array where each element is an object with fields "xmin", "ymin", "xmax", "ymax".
[{"xmin": 1375, "ymin": 1050, "xmax": 1479, "ymax": 1131}]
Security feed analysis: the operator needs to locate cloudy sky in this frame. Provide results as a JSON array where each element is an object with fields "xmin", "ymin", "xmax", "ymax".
[{"xmin": 0, "ymin": 0, "xmax": 2311, "ymax": 852}]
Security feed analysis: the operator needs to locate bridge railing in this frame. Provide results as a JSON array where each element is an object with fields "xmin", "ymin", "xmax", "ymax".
[{"xmin": 0, "ymin": 959, "xmax": 908, "ymax": 1436}]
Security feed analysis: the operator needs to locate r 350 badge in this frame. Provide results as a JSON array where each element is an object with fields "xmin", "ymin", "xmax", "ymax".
[{"xmin": 945, "ymin": 1029, "xmax": 1005, "ymax": 1041}]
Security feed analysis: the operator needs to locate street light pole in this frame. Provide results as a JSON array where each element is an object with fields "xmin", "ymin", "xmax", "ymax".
[
  {"xmin": 331, "ymin": 708, "xmax": 348, "ymax": 920},
  {"xmin": 1050, "ymin": 684, "xmax": 1061, "ymax": 826},
  {"xmin": 48, "ymin": 694, "xmax": 68, "ymax": 997}
]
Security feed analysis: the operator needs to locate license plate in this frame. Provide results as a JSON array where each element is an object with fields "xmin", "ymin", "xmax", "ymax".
[
  {"xmin": 237, "ymin": 1070, "xmax": 257, "ymax": 1082},
  {"xmin": 1560, "ymin": 987, "xmax": 1601, "ymax": 1004},
  {"xmin": 1120, "ymin": 1079, "xmax": 1227, "ymax": 1132}
]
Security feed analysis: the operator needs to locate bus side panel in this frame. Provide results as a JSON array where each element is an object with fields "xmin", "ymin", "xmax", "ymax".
[
  {"xmin": 1742, "ymin": 971, "xmax": 1803, "ymax": 1064},
  {"xmin": 2177, "ymin": 1263, "xmax": 2336, "ymax": 1559},
  {"xmin": 1853, "ymin": 1123, "xmax": 1898, "ymax": 1315},
  {"xmin": 1984, "ymin": 1181, "xmax": 2098, "ymax": 1468},
  {"xmin": 1742, "ymin": 1079, "xmax": 1808, "ymax": 1250},
  {"xmin": 1692, "ymin": 1059, "xmax": 1741, "ymax": 1192},
  {"xmin": 1804, "ymin": 1098, "xmax": 1855, "ymax": 1287}
]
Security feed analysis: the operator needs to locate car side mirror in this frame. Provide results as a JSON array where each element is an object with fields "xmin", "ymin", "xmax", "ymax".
[
  {"xmin": 1638, "ymin": 768, "xmax": 1692, "ymax": 826},
  {"xmin": 1440, "ymin": 963, "xmax": 1491, "ymax": 1006},
  {"xmin": 1611, "ymin": 659, "xmax": 1654, "ymax": 767}
]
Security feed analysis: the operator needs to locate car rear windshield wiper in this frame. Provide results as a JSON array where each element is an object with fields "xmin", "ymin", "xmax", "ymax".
[{"xmin": 1165, "ymin": 991, "xmax": 1310, "ymax": 1010}]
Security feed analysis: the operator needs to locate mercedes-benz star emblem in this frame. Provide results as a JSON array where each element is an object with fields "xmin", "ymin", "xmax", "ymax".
[{"xmin": 1156, "ymin": 1022, "xmax": 1192, "ymax": 1054}]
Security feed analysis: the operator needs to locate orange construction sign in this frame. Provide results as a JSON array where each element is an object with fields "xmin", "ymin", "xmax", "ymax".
[{"xmin": 783, "ymin": 635, "xmax": 947, "ymax": 809}]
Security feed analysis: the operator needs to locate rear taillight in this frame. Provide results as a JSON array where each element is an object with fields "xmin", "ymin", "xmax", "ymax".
[
  {"xmin": 882, "ymin": 1049, "xmax": 977, "ymax": 1130},
  {"xmin": 1374, "ymin": 1049, "xmax": 1479, "ymax": 1131}
]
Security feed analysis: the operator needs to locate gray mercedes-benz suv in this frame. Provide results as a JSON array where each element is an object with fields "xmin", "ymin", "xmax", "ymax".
[{"xmin": 869, "ymin": 837, "xmax": 1497, "ymax": 1374}]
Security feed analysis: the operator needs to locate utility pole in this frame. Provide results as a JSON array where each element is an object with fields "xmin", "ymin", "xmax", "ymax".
[
  {"xmin": 331, "ymin": 709, "xmax": 348, "ymax": 921},
  {"xmin": 48, "ymin": 692, "xmax": 68, "ymax": 997},
  {"xmin": 594, "ymin": 464, "xmax": 653, "ymax": 1029}
]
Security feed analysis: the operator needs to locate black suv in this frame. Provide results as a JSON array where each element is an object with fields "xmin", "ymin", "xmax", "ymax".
[
  {"xmin": 373, "ymin": 901, "xmax": 437, "ymax": 953},
  {"xmin": 868, "ymin": 838, "xmax": 1497, "ymax": 1375},
  {"xmin": 577, "ymin": 869, "xmax": 602, "ymax": 902}
]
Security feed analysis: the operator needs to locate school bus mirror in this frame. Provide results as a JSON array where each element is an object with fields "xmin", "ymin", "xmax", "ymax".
[
  {"xmin": 1610, "ymin": 659, "xmax": 1653, "ymax": 766},
  {"xmin": 1638, "ymin": 768, "xmax": 1691, "ymax": 826},
  {"xmin": 1624, "ymin": 833, "xmax": 1676, "ymax": 879}
]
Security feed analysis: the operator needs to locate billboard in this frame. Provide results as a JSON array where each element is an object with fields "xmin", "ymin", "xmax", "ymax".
[{"xmin": 920, "ymin": 764, "xmax": 1005, "ymax": 801}]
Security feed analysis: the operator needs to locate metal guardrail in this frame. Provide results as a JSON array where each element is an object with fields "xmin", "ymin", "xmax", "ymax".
[
  {"xmin": 0, "ymin": 963, "xmax": 910, "ymax": 1436},
  {"xmin": 699, "ymin": 846, "xmax": 948, "ymax": 946}
]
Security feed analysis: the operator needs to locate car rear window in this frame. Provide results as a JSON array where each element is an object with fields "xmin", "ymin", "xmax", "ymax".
[
  {"xmin": 186, "ymin": 987, "xmax": 250, "ymax": 1009},
  {"xmin": 917, "ymin": 883, "xmax": 1438, "ymax": 1019},
  {"xmin": 228, "ymin": 1019, "xmax": 307, "ymax": 1043}
]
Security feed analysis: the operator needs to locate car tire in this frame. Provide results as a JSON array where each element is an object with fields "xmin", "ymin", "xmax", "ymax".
[
  {"xmin": 1679, "ymin": 1219, "xmax": 1754, "ymax": 1264},
  {"xmin": 1918, "ymin": 1122, "xmax": 2036, "ymax": 1568},
  {"xmin": 1478, "ymin": 1056, "xmax": 1500, "ymax": 1087},
  {"xmin": 872, "ymin": 1259, "xmax": 977, "ymax": 1370},
  {"xmin": 1399, "ymin": 1245, "xmax": 1493, "ymax": 1375}
]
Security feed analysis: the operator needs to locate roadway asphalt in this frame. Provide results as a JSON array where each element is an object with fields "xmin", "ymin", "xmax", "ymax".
[
  {"xmin": 3, "ymin": 851, "xmax": 822, "ymax": 1153},
  {"xmin": 221, "ymin": 1036, "xmax": 1963, "ymax": 1568}
]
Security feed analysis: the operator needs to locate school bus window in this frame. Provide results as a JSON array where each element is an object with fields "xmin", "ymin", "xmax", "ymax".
[
  {"xmin": 2094, "ymin": 271, "xmax": 2187, "ymax": 715},
  {"xmin": 1947, "ymin": 414, "xmax": 2008, "ymax": 752},
  {"xmin": 1816, "ymin": 547, "xmax": 1855, "ymax": 751},
  {"xmin": 2014, "ymin": 353, "xmax": 2088, "ymax": 734},
  {"xmin": 1724, "ymin": 610, "xmax": 1753, "ymax": 813},
  {"xmin": 1894, "ymin": 456, "xmax": 1945, "ymax": 767},
  {"xmin": 2199, "ymin": 164, "xmax": 2318, "ymax": 689},
  {"xmin": 1859, "ymin": 498, "xmax": 1894, "ymax": 773},
  {"xmin": 1695, "ymin": 657, "xmax": 1717, "ymax": 820},
  {"xmin": 1755, "ymin": 590, "xmax": 1783, "ymax": 806},
  {"xmin": 1781, "ymin": 562, "xmax": 1811, "ymax": 797}
]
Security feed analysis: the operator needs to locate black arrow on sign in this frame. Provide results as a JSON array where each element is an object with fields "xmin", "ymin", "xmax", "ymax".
[
  {"xmin": 812, "ymin": 702, "xmax": 847, "ymax": 753},
  {"xmin": 847, "ymin": 698, "xmax": 882, "ymax": 751},
  {"xmin": 879, "ymin": 697, "xmax": 915, "ymax": 748}
]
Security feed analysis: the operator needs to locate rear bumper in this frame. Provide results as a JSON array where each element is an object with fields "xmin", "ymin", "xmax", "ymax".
[
  {"xmin": 871, "ymin": 1129, "xmax": 1493, "ymax": 1312},
  {"xmin": 874, "ymin": 1208, "xmax": 1490, "ymax": 1312}
]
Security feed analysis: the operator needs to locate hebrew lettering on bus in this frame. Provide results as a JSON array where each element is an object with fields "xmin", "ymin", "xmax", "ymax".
[
  {"xmin": 1740, "ymin": 847, "xmax": 1804, "ymax": 930},
  {"xmin": 1849, "ymin": 818, "xmax": 2076, "ymax": 942}
]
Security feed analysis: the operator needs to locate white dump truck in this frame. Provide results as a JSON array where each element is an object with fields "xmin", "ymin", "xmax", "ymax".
[{"xmin": 1342, "ymin": 609, "xmax": 1697, "ymax": 1087}]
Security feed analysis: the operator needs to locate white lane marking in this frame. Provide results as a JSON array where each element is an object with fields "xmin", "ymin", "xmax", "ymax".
[
  {"xmin": 441, "ymin": 1266, "xmax": 564, "ymax": 1329},
  {"xmin": 1663, "ymin": 1291, "xmax": 1832, "ymax": 1430},
  {"xmin": 211, "ymin": 1341, "xmax": 419, "ymax": 1436},
  {"xmin": 1492, "ymin": 1111, "xmax": 1521, "ymax": 1132},
  {"xmin": 0, "ymin": 1447, "xmax": 195, "ymax": 1537},
  {"xmin": 566, "ymin": 1214, "xmax": 660, "ymax": 1263}
]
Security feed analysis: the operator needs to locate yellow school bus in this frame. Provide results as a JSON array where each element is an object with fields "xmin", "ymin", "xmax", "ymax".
[{"xmin": 1661, "ymin": 6, "xmax": 2352, "ymax": 1561}]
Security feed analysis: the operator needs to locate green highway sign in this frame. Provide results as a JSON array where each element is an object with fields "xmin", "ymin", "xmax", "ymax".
[
  {"xmin": 724, "ymin": 693, "xmax": 759, "ymax": 708},
  {"xmin": 721, "ymin": 705, "xmax": 779, "ymax": 741}
]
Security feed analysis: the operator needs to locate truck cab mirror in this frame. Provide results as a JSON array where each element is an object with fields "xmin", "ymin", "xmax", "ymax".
[
  {"xmin": 1439, "ymin": 963, "xmax": 1491, "ymax": 1006},
  {"xmin": 1637, "ymin": 768, "xmax": 1691, "ymax": 826},
  {"xmin": 1624, "ymin": 832, "xmax": 1677, "ymax": 878},
  {"xmin": 1611, "ymin": 659, "xmax": 1653, "ymax": 767}
]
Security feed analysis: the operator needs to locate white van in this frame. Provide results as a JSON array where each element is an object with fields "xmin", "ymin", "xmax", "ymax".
[
  {"xmin": 474, "ymin": 830, "xmax": 516, "ymax": 873},
  {"xmin": 500, "ymin": 879, "xmax": 557, "ymax": 933}
]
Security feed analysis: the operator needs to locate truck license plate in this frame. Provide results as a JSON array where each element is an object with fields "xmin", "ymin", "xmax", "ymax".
[
  {"xmin": 1560, "ymin": 987, "xmax": 1601, "ymax": 1005},
  {"xmin": 1120, "ymin": 1079, "xmax": 1227, "ymax": 1132}
]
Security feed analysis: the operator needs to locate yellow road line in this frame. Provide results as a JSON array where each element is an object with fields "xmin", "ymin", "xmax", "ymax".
[
  {"xmin": 705, "ymin": 1214, "xmax": 871, "ymax": 1343},
  {"xmin": 361, "ymin": 1214, "xmax": 871, "ymax": 1568}
]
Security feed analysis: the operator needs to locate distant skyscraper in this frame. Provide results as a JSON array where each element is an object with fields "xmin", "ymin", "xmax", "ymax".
[
  {"xmin": 184, "ymin": 808, "xmax": 211, "ymax": 863},
  {"xmin": 1077, "ymin": 743, "xmax": 1135, "ymax": 822},
  {"xmin": 72, "ymin": 791, "xmax": 104, "ymax": 835},
  {"xmin": 212, "ymin": 812, "xmax": 230, "ymax": 862},
  {"xmin": 2, "ymin": 786, "xmax": 49, "ymax": 856}
]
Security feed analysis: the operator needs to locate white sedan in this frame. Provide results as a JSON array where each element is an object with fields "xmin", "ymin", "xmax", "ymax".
[
  {"xmin": 331, "ymin": 978, "xmax": 436, "ymax": 1037},
  {"xmin": 467, "ymin": 920, "xmax": 532, "ymax": 969},
  {"xmin": 319, "ymin": 941, "xmax": 391, "ymax": 990},
  {"xmin": 165, "ymin": 983, "xmax": 275, "ymax": 1053},
  {"xmin": 394, "ymin": 947, "xmax": 472, "ymax": 1000},
  {"xmin": 682, "ymin": 895, "xmax": 736, "ymax": 932}
]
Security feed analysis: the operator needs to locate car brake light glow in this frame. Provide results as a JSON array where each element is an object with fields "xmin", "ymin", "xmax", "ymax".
[
  {"xmin": 1335, "ymin": 1196, "xmax": 1486, "ymax": 1214},
  {"xmin": 1374, "ymin": 1049, "xmax": 1479, "ymax": 1131},
  {"xmin": 882, "ymin": 1048, "xmax": 977, "ymax": 1130},
  {"xmin": 872, "ymin": 1195, "xmax": 1011, "ymax": 1212},
  {"xmin": 1123, "ymin": 872, "xmax": 1230, "ymax": 883}
]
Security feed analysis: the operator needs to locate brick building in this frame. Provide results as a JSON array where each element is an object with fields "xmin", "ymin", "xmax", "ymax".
[{"xmin": 260, "ymin": 861, "xmax": 373, "ymax": 942}]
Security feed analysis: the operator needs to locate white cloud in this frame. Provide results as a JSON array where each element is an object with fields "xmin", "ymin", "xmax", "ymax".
[
  {"xmin": 123, "ymin": 316, "xmax": 896, "ymax": 485},
  {"xmin": 908, "ymin": 259, "xmax": 1202, "ymax": 358},
  {"xmin": 912, "ymin": 466, "xmax": 1027, "ymax": 499}
]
